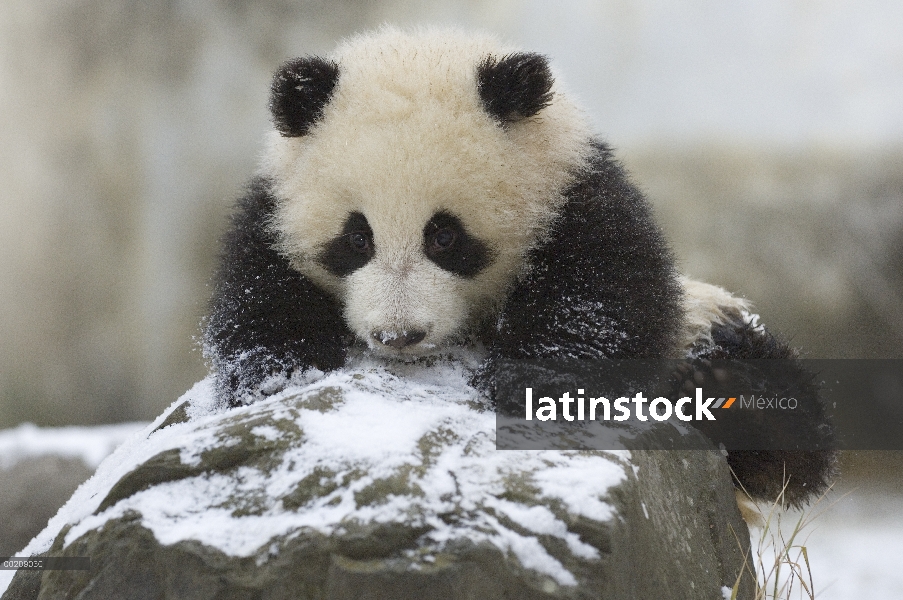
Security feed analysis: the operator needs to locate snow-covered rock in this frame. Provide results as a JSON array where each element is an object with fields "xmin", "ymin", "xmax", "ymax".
[{"xmin": 1, "ymin": 362, "xmax": 753, "ymax": 599}]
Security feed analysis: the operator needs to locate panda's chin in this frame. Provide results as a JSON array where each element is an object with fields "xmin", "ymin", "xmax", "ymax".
[
  {"xmin": 370, "ymin": 349, "xmax": 433, "ymax": 363},
  {"xmin": 364, "ymin": 339, "xmax": 439, "ymax": 358},
  {"xmin": 350, "ymin": 335, "xmax": 487, "ymax": 371},
  {"xmin": 357, "ymin": 327, "xmax": 472, "ymax": 360}
]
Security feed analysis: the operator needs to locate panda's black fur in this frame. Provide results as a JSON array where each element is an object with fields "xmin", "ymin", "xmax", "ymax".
[
  {"xmin": 483, "ymin": 142, "xmax": 683, "ymax": 362},
  {"xmin": 204, "ymin": 29, "xmax": 835, "ymax": 509},
  {"xmin": 477, "ymin": 53, "xmax": 555, "ymax": 124},
  {"xmin": 270, "ymin": 57, "xmax": 340, "ymax": 138}
]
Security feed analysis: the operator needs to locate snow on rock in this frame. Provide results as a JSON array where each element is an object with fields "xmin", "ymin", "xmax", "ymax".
[{"xmin": 1, "ymin": 360, "xmax": 753, "ymax": 599}]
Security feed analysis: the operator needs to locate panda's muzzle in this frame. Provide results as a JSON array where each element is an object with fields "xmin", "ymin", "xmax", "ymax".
[{"xmin": 371, "ymin": 329, "xmax": 427, "ymax": 349}]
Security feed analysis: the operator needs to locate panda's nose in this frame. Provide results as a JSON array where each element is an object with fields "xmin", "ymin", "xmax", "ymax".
[{"xmin": 372, "ymin": 330, "xmax": 426, "ymax": 349}]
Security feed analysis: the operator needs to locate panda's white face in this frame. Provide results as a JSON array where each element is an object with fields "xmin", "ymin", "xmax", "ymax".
[{"xmin": 262, "ymin": 27, "xmax": 590, "ymax": 355}]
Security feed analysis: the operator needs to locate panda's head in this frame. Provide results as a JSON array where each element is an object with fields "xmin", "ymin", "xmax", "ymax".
[{"xmin": 262, "ymin": 28, "xmax": 591, "ymax": 356}]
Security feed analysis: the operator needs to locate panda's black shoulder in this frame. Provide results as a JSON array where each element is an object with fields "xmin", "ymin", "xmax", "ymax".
[{"xmin": 485, "ymin": 140, "xmax": 683, "ymax": 367}]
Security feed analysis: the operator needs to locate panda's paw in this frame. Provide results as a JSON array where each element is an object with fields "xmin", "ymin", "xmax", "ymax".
[{"xmin": 676, "ymin": 309, "xmax": 838, "ymax": 509}]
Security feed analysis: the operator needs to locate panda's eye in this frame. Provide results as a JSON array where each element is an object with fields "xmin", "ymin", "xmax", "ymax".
[
  {"xmin": 349, "ymin": 232, "xmax": 370, "ymax": 252},
  {"xmin": 317, "ymin": 212, "xmax": 374, "ymax": 277},
  {"xmin": 423, "ymin": 211, "xmax": 493, "ymax": 278},
  {"xmin": 430, "ymin": 227, "xmax": 457, "ymax": 252}
]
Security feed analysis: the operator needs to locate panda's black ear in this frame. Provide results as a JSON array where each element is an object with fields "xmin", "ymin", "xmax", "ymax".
[
  {"xmin": 477, "ymin": 53, "xmax": 554, "ymax": 124},
  {"xmin": 269, "ymin": 57, "xmax": 340, "ymax": 137}
]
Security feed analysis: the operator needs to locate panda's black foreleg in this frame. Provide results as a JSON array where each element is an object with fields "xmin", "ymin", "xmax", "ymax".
[
  {"xmin": 680, "ymin": 318, "xmax": 838, "ymax": 508},
  {"xmin": 204, "ymin": 177, "xmax": 351, "ymax": 406}
]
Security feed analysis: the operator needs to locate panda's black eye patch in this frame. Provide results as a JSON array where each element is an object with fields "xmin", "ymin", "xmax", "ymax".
[
  {"xmin": 423, "ymin": 211, "xmax": 493, "ymax": 278},
  {"xmin": 317, "ymin": 212, "xmax": 374, "ymax": 277}
]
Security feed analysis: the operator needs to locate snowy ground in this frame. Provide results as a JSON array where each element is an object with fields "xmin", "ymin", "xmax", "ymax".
[
  {"xmin": 796, "ymin": 488, "xmax": 903, "ymax": 599},
  {"xmin": 1, "ymin": 414, "xmax": 901, "ymax": 597},
  {"xmin": 0, "ymin": 421, "xmax": 147, "ymax": 470},
  {"xmin": 730, "ymin": 484, "xmax": 903, "ymax": 599}
]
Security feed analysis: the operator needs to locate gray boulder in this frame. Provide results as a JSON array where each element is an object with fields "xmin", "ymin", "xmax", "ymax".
[{"xmin": 1, "ymin": 365, "xmax": 753, "ymax": 599}]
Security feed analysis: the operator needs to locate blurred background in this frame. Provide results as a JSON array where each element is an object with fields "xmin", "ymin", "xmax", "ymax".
[
  {"xmin": 1, "ymin": 0, "xmax": 901, "ymax": 427},
  {"xmin": 0, "ymin": 0, "xmax": 901, "ymax": 594}
]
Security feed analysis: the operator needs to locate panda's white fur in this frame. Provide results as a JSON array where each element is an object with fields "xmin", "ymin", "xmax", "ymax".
[
  {"xmin": 263, "ymin": 28, "xmax": 592, "ymax": 353},
  {"xmin": 679, "ymin": 277, "xmax": 751, "ymax": 351}
]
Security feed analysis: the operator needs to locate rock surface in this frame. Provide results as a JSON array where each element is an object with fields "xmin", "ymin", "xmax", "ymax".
[{"xmin": 1, "ymin": 363, "xmax": 754, "ymax": 599}]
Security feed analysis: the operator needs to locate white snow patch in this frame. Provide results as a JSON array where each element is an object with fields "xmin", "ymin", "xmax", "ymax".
[
  {"xmin": 484, "ymin": 513, "xmax": 578, "ymax": 586},
  {"xmin": 249, "ymin": 425, "xmax": 283, "ymax": 442},
  {"xmin": 0, "ymin": 421, "xmax": 147, "ymax": 469},
  {"xmin": 487, "ymin": 498, "xmax": 599, "ymax": 560},
  {"xmin": 740, "ymin": 309, "xmax": 765, "ymax": 333}
]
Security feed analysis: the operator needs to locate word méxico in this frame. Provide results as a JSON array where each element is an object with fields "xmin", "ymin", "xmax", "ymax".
[{"xmin": 524, "ymin": 388, "xmax": 727, "ymax": 422}]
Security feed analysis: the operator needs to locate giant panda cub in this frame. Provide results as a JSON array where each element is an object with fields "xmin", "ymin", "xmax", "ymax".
[{"xmin": 204, "ymin": 27, "xmax": 836, "ymax": 509}]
